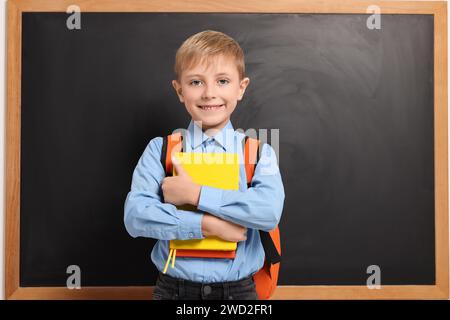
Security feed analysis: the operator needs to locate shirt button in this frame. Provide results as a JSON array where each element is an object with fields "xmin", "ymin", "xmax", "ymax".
[{"xmin": 188, "ymin": 232, "xmax": 194, "ymax": 238}]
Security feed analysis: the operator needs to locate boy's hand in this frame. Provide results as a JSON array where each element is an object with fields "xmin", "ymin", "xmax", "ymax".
[
  {"xmin": 201, "ymin": 214, "xmax": 247, "ymax": 242},
  {"xmin": 161, "ymin": 156, "xmax": 201, "ymax": 207}
]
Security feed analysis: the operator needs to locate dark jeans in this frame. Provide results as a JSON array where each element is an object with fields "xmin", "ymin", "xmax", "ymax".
[{"xmin": 152, "ymin": 272, "xmax": 258, "ymax": 300}]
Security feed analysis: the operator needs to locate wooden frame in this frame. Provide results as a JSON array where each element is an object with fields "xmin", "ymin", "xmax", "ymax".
[{"xmin": 6, "ymin": 0, "xmax": 448, "ymax": 300}]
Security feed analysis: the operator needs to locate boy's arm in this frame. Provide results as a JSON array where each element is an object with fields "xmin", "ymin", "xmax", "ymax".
[
  {"xmin": 197, "ymin": 143, "xmax": 285, "ymax": 232},
  {"xmin": 124, "ymin": 137, "xmax": 205, "ymax": 241}
]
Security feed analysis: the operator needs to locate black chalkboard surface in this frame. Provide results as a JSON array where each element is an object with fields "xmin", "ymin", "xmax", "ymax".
[{"xmin": 20, "ymin": 12, "xmax": 434, "ymax": 287}]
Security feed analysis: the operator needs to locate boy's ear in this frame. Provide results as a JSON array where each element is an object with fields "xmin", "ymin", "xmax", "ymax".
[
  {"xmin": 237, "ymin": 77, "xmax": 250, "ymax": 101},
  {"xmin": 172, "ymin": 79, "xmax": 184, "ymax": 103}
]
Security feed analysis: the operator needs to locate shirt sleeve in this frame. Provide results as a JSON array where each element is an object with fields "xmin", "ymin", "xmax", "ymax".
[
  {"xmin": 197, "ymin": 143, "xmax": 285, "ymax": 232},
  {"xmin": 124, "ymin": 137, "xmax": 205, "ymax": 240}
]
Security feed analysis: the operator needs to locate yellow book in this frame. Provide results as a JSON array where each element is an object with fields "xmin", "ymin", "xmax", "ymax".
[{"xmin": 169, "ymin": 152, "xmax": 240, "ymax": 252}]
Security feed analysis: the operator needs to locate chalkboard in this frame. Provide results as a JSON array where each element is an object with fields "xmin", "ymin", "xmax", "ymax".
[{"xmin": 8, "ymin": 4, "xmax": 447, "ymax": 300}]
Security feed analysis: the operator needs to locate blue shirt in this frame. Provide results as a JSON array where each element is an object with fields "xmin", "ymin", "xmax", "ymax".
[{"xmin": 124, "ymin": 119, "xmax": 285, "ymax": 283}]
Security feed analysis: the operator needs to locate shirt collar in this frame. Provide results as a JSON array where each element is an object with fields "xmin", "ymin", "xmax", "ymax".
[{"xmin": 187, "ymin": 119, "xmax": 235, "ymax": 151}]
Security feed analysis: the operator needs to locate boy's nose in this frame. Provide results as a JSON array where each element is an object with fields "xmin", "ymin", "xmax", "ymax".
[{"xmin": 201, "ymin": 84, "xmax": 216, "ymax": 99}]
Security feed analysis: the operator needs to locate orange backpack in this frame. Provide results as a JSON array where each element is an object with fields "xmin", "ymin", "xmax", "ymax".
[{"xmin": 160, "ymin": 132, "xmax": 281, "ymax": 300}]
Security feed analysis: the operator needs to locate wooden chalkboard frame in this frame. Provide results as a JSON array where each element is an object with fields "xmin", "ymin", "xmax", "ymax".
[{"xmin": 6, "ymin": 0, "xmax": 448, "ymax": 299}]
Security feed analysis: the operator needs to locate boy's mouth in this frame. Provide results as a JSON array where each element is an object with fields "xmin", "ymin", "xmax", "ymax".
[{"xmin": 198, "ymin": 104, "xmax": 225, "ymax": 111}]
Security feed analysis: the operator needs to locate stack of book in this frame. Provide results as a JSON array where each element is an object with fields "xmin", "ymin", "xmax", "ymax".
[{"xmin": 164, "ymin": 152, "xmax": 240, "ymax": 273}]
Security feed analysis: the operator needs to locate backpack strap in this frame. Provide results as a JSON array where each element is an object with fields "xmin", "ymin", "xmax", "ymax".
[
  {"xmin": 160, "ymin": 133, "xmax": 186, "ymax": 273},
  {"xmin": 260, "ymin": 230, "xmax": 281, "ymax": 265},
  {"xmin": 243, "ymin": 136, "xmax": 281, "ymax": 265},
  {"xmin": 242, "ymin": 136, "xmax": 260, "ymax": 187},
  {"xmin": 160, "ymin": 132, "xmax": 184, "ymax": 176}
]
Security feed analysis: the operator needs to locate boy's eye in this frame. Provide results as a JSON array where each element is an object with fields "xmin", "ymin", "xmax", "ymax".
[
  {"xmin": 190, "ymin": 80, "xmax": 202, "ymax": 86},
  {"xmin": 218, "ymin": 79, "xmax": 230, "ymax": 85}
]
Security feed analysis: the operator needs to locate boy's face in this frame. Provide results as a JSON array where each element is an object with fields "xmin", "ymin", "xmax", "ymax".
[{"xmin": 172, "ymin": 54, "xmax": 250, "ymax": 133}]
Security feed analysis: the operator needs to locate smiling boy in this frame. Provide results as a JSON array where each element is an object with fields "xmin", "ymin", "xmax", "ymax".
[{"xmin": 124, "ymin": 30, "xmax": 285, "ymax": 300}]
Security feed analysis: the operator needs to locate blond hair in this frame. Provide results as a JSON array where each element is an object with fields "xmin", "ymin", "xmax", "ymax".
[{"xmin": 174, "ymin": 30, "xmax": 246, "ymax": 81}]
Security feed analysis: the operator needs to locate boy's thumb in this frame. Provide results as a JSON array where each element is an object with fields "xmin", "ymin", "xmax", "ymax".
[{"xmin": 171, "ymin": 156, "xmax": 185, "ymax": 175}]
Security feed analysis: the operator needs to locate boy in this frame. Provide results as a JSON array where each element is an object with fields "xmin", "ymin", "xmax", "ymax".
[{"xmin": 124, "ymin": 30, "xmax": 285, "ymax": 300}]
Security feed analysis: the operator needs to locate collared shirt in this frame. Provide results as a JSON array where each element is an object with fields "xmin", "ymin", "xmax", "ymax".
[{"xmin": 124, "ymin": 119, "xmax": 285, "ymax": 283}]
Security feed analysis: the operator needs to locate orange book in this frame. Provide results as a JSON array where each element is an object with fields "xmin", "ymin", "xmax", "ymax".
[{"xmin": 176, "ymin": 249, "xmax": 236, "ymax": 259}]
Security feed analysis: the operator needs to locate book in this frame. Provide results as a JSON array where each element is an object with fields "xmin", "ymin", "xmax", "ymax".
[
  {"xmin": 175, "ymin": 249, "xmax": 236, "ymax": 259},
  {"xmin": 163, "ymin": 152, "xmax": 240, "ymax": 272},
  {"xmin": 171, "ymin": 152, "xmax": 239, "ymax": 252},
  {"xmin": 170, "ymin": 236, "xmax": 237, "ymax": 251}
]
